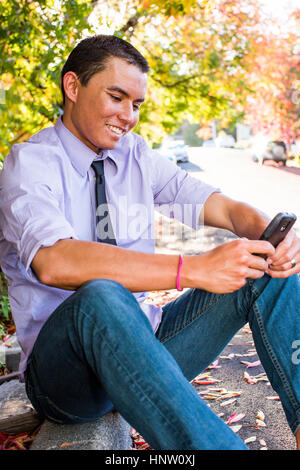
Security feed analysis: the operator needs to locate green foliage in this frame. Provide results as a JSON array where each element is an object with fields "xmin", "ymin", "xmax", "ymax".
[
  {"xmin": 0, "ymin": 0, "xmax": 94, "ymax": 160},
  {"xmin": 180, "ymin": 122, "xmax": 203, "ymax": 146},
  {"xmin": 0, "ymin": 271, "xmax": 12, "ymax": 339},
  {"xmin": 0, "ymin": 0, "xmax": 289, "ymax": 152}
]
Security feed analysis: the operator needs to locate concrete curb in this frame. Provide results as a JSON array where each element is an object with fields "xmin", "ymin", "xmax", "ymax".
[
  {"xmin": 0, "ymin": 334, "xmax": 21, "ymax": 372},
  {"xmin": 0, "ymin": 379, "xmax": 132, "ymax": 450},
  {"xmin": 30, "ymin": 413, "xmax": 132, "ymax": 450}
]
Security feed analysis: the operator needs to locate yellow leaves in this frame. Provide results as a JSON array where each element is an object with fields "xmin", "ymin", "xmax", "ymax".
[{"xmin": 140, "ymin": 0, "xmax": 198, "ymax": 17}]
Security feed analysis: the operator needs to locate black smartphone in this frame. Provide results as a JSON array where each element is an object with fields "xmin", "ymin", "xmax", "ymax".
[{"xmin": 256, "ymin": 212, "xmax": 297, "ymax": 259}]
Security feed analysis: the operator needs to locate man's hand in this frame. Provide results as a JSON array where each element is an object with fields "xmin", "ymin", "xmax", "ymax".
[
  {"xmin": 183, "ymin": 238, "xmax": 275, "ymax": 294},
  {"xmin": 266, "ymin": 230, "xmax": 300, "ymax": 278}
]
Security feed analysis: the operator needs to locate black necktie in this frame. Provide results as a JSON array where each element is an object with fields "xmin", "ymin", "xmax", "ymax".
[{"xmin": 91, "ymin": 160, "xmax": 117, "ymax": 245}]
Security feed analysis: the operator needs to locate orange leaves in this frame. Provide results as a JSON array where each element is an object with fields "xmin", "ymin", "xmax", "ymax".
[{"xmin": 0, "ymin": 426, "xmax": 41, "ymax": 450}]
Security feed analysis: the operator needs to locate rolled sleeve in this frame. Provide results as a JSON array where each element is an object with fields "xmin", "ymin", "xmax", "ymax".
[
  {"xmin": 147, "ymin": 146, "xmax": 221, "ymax": 229},
  {"xmin": 0, "ymin": 149, "xmax": 77, "ymax": 276}
]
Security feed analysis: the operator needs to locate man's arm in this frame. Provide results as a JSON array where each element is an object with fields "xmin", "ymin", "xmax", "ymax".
[
  {"xmin": 201, "ymin": 192, "xmax": 270, "ymax": 239},
  {"xmin": 201, "ymin": 192, "xmax": 300, "ymax": 278},
  {"xmin": 31, "ymin": 191, "xmax": 278, "ymax": 294},
  {"xmin": 31, "ymin": 239, "xmax": 181, "ymax": 292},
  {"xmin": 31, "ymin": 236, "xmax": 274, "ymax": 294}
]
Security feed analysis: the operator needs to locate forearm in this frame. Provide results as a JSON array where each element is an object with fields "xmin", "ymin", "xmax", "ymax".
[
  {"xmin": 31, "ymin": 238, "xmax": 181, "ymax": 292},
  {"xmin": 228, "ymin": 201, "xmax": 270, "ymax": 240},
  {"xmin": 202, "ymin": 192, "xmax": 270, "ymax": 240}
]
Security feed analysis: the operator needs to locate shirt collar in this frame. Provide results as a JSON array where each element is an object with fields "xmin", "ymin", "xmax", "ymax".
[
  {"xmin": 55, "ymin": 116, "xmax": 118, "ymax": 176},
  {"xmin": 54, "ymin": 116, "xmax": 97, "ymax": 176},
  {"xmin": 55, "ymin": 117, "xmax": 122, "ymax": 176}
]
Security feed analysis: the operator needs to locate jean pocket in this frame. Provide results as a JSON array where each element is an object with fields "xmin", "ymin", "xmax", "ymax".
[
  {"xmin": 35, "ymin": 394, "xmax": 91, "ymax": 425},
  {"xmin": 34, "ymin": 394, "xmax": 72, "ymax": 424}
]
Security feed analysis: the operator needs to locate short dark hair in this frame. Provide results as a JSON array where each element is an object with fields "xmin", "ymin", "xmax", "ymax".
[{"xmin": 60, "ymin": 35, "xmax": 149, "ymax": 105}]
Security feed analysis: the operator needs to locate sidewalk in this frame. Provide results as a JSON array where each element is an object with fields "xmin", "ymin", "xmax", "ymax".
[
  {"xmin": 153, "ymin": 218, "xmax": 297, "ymax": 450},
  {"xmin": 0, "ymin": 221, "xmax": 297, "ymax": 450}
]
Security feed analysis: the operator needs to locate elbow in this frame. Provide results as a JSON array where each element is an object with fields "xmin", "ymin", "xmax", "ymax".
[
  {"xmin": 31, "ymin": 244, "xmax": 66, "ymax": 288},
  {"xmin": 35, "ymin": 266, "xmax": 55, "ymax": 287}
]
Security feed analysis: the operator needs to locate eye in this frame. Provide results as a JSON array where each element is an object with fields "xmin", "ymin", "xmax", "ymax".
[
  {"xmin": 133, "ymin": 103, "xmax": 140, "ymax": 111},
  {"xmin": 110, "ymin": 94, "xmax": 121, "ymax": 102}
]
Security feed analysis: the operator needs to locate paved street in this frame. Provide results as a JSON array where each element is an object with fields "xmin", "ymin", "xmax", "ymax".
[
  {"xmin": 182, "ymin": 147, "xmax": 300, "ymax": 235},
  {"xmin": 154, "ymin": 149, "xmax": 300, "ymax": 450}
]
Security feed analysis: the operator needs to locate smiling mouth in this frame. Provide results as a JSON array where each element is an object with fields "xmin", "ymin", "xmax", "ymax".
[{"xmin": 106, "ymin": 124, "xmax": 126, "ymax": 136}]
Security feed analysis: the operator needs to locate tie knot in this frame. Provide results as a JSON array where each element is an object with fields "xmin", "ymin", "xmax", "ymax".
[{"xmin": 91, "ymin": 160, "xmax": 104, "ymax": 178}]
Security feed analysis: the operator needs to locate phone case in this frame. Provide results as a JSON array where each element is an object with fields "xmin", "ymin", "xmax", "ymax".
[{"xmin": 259, "ymin": 212, "xmax": 297, "ymax": 248}]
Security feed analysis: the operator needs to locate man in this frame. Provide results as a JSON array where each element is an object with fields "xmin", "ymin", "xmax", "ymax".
[{"xmin": 0, "ymin": 35, "xmax": 299, "ymax": 450}]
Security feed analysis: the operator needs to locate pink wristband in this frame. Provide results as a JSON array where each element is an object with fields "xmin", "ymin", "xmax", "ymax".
[{"xmin": 176, "ymin": 255, "xmax": 183, "ymax": 291}]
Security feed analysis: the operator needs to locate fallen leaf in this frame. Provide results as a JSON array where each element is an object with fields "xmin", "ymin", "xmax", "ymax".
[
  {"xmin": 60, "ymin": 442, "xmax": 74, "ymax": 448},
  {"xmin": 226, "ymin": 413, "xmax": 245, "ymax": 425},
  {"xmin": 244, "ymin": 436, "xmax": 256, "ymax": 444},
  {"xmin": 206, "ymin": 360, "xmax": 221, "ymax": 370},
  {"xmin": 192, "ymin": 372, "xmax": 221, "ymax": 385},
  {"xmin": 230, "ymin": 425, "xmax": 242, "ymax": 433},
  {"xmin": 219, "ymin": 353, "xmax": 235, "ymax": 360},
  {"xmin": 220, "ymin": 398, "xmax": 237, "ymax": 407},
  {"xmin": 246, "ymin": 360, "xmax": 261, "ymax": 368},
  {"xmin": 256, "ymin": 410, "xmax": 265, "ymax": 421},
  {"xmin": 244, "ymin": 371, "xmax": 257, "ymax": 384},
  {"xmin": 256, "ymin": 418, "xmax": 266, "ymax": 427},
  {"xmin": 240, "ymin": 360, "xmax": 261, "ymax": 368},
  {"xmin": 193, "ymin": 379, "xmax": 221, "ymax": 385}
]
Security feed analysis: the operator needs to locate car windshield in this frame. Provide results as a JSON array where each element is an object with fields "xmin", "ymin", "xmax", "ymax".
[{"xmin": 163, "ymin": 141, "xmax": 185, "ymax": 149}]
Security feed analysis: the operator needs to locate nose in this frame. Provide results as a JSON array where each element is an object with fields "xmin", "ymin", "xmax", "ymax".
[{"xmin": 118, "ymin": 101, "xmax": 135, "ymax": 124}]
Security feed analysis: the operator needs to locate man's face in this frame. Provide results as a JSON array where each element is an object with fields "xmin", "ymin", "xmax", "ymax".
[{"xmin": 63, "ymin": 57, "xmax": 148, "ymax": 151}]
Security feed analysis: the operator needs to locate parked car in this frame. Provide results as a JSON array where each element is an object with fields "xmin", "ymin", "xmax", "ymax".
[
  {"xmin": 160, "ymin": 140, "xmax": 189, "ymax": 163},
  {"xmin": 202, "ymin": 139, "xmax": 215, "ymax": 147},
  {"xmin": 252, "ymin": 140, "xmax": 288, "ymax": 166},
  {"xmin": 215, "ymin": 134, "xmax": 235, "ymax": 148}
]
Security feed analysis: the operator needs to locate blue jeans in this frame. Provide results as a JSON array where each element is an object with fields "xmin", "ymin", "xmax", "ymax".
[{"xmin": 25, "ymin": 274, "xmax": 300, "ymax": 450}]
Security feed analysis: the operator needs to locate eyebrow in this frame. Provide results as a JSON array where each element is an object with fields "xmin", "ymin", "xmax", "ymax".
[{"xmin": 107, "ymin": 86, "xmax": 145, "ymax": 103}]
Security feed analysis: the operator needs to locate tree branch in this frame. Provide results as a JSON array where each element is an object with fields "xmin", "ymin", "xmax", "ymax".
[
  {"xmin": 151, "ymin": 74, "xmax": 198, "ymax": 88},
  {"xmin": 119, "ymin": 10, "xmax": 144, "ymax": 36}
]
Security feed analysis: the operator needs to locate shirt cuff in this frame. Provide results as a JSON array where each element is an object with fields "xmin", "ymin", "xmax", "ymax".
[{"xmin": 21, "ymin": 228, "xmax": 78, "ymax": 273}]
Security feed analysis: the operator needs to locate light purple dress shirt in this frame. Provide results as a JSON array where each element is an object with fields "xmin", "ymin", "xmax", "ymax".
[{"xmin": 0, "ymin": 117, "xmax": 220, "ymax": 376}]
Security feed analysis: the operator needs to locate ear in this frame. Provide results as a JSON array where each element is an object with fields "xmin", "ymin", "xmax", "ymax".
[{"xmin": 63, "ymin": 71, "xmax": 79, "ymax": 104}]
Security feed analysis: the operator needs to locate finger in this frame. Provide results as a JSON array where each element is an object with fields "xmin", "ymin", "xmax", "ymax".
[
  {"xmin": 246, "ymin": 267, "xmax": 266, "ymax": 280},
  {"xmin": 267, "ymin": 267, "xmax": 295, "ymax": 278},
  {"xmin": 267, "ymin": 257, "xmax": 299, "ymax": 277},
  {"xmin": 247, "ymin": 240, "xmax": 275, "ymax": 257},
  {"xmin": 269, "ymin": 251, "xmax": 298, "ymax": 268},
  {"xmin": 268, "ymin": 260, "xmax": 294, "ymax": 272},
  {"xmin": 268, "ymin": 239, "xmax": 299, "ymax": 267},
  {"xmin": 268, "ymin": 230, "xmax": 296, "ymax": 264},
  {"xmin": 249, "ymin": 254, "xmax": 269, "ymax": 272}
]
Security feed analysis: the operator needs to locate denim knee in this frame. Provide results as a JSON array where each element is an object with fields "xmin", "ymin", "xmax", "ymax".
[
  {"xmin": 74, "ymin": 278, "xmax": 147, "ymax": 330},
  {"xmin": 79, "ymin": 278, "xmax": 134, "ymax": 308},
  {"xmin": 80, "ymin": 278, "xmax": 128, "ymax": 296}
]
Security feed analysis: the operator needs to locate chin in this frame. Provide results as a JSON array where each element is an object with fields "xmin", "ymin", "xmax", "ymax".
[{"xmin": 102, "ymin": 141, "xmax": 120, "ymax": 150}]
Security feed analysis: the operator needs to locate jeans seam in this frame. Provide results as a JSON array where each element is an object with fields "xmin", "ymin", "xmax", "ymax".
[
  {"xmin": 160, "ymin": 291, "xmax": 223, "ymax": 343},
  {"xmin": 252, "ymin": 299, "xmax": 300, "ymax": 432},
  {"xmin": 41, "ymin": 394, "xmax": 92, "ymax": 423}
]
